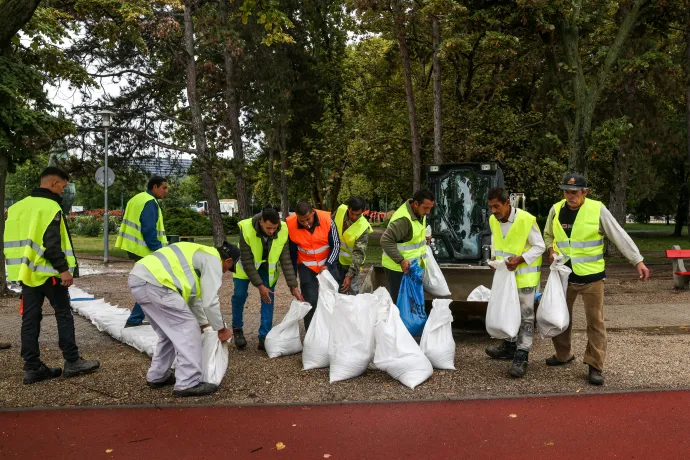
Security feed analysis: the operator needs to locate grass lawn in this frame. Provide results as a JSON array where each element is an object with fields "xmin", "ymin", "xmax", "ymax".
[
  {"xmin": 625, "ymin": 223, "xmax": 687, "ymax": 234},
  {"xmin": 71, "ymin": 235, "xmax": 240, "ymax": 259}
]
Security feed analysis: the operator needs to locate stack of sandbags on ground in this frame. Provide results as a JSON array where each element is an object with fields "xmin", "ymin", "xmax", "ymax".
[
  {"xmin": 328, "ymin": 292, "xmax": 380, "ymax": 383},
  {"xmin": 302, "ymin": 271, "xmax": 339, "ymax": 370},
  {"xmin": 372, "ymin": 287, "xmax": 433, "ymax": 389},
  {"xmin": 265, "ymin": 300, "xmax": 312, "ymax": 358},
  {"xmin": 420, "ymin": 299, "xmax": 456, "ymax": 370}
]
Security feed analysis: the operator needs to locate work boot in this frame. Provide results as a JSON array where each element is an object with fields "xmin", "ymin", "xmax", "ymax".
[
  {"xmin": 545, "ymin": 355, "xmax": 575, "ymax": 366},
  {"xmin": 23, "ymin": 363, "xmax": 62, "ymax": 385},
  {"xmin": 0, "ymin": 342, "xmax": 11, "ymax": 350},
  {"xmin": 509, "ymin": 350, "xmax": 529, "ymax": 378},
  {"xmin": 588, "ymin": 365, "xmax": 605, "ymax": 385},
  {"xmin": 173, "ymin": 382, "xmax": 219, "ymax": 398},
  {"xmin": 485, "ymin": 340, "xmax": 516, "ymax": 360},
  {"xmin": 124, "ymin": 320, "xmax": 150, "ymax": 328},
  {"xmin": 233, "ymin": 328, "xmax": 247, "ymax": 350},
  {"xmin": 258, "ymin": 336, "xmax": 266, "ymax": 351},
  {"xmin": 64, "ymin": 357, "xmax": 100, "ymax": 378},
  {"xmin": 147, "ymin": 370, "xmax": 175, "ymax": 389}
]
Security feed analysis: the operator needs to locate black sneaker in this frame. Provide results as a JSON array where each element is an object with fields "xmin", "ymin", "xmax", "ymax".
[
  {"xmin": 0, "ymin": 342, "xmax": 11, "ymax": 350},
  {"xmin": 509, "ymin": 350, "xmax": 529, "ymax": 378},
  {"xmin": 147, "ymin": 370, "xmax": 175, "ymax": 388},
  {"xmin": 545, "ymin": 355, "xmax": 575, "ymax": 366},
  {"xmin": 23, "ymin": 363, "xmax": 62, "ymax": 385},
  {"xmin": 258, "ymin": 336, "xmax": 266, "ymax": 351},
  {"xmin": 485, "ymin": 340, "xmax": 517, "ymax": 360},
  {"xmin": 588, "ymin": 365, "xmax": 605, "ymax": 385},
  {"xmin": 233, "ymin": 328, "xmax": 247, "ymax": 350},
  {"xmin": 124, "ymin": 320, "xmax": 150, "ymax": 328},
  {"xmin": 173, "ymin": 382, "xmax": 219, "ymax": 398},
  {"xmin": 64, "ymin": 357, "xmax": 100, "ymax": 378}
]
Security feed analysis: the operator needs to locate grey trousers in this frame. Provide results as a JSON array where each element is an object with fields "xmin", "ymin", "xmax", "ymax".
[
  {"xmin": 128, "ymin": 275, "xmax": 202, "ymax": 391},
  {"xmin": 507, "ymin": 287, "xmax": 536, "ymax": 352}
]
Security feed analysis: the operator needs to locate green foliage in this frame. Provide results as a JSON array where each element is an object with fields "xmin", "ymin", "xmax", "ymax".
[{"xmin": 163, "ymin": 207, "xmax": 212, "ymax": 236}]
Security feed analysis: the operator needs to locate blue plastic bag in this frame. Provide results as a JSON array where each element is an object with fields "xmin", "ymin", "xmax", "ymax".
[{"xmin": 396, "ymin": 260, "xmax": 427, "ymax": 337}]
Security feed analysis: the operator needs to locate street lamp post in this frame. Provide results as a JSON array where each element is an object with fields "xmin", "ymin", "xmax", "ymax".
[{"xmin": 97, "ymin": 110, "xmax": 115, "ymax": 263}]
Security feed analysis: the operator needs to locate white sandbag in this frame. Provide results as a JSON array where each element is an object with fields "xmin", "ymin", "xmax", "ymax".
[
  {"xmin": 423, "ymin": 245, "xmax": 452, "ymax": 297},
  {"xmin": 420, "ymin": 299, "xmax": 456, "ymax": 370},
  {"xmin": 373, "ymin": 293, "xmax": 433, "ymax": 389},
  {"xmin": 329, "ymin": 293, "xmax": 380, "ymax": 383},
  {"xmin": 467, "ymin": 285, "xmax": 491, "ymax": 302},
  {"xmin": 265, "ymin": 300, "xmax": 312, "ymax": 358},
  {"xmin": 485, "ymin": 260, "xmax": 521, "ymax": 339},
  {"xmin": 201, "ymin": 326, "xmax": 229, "ymax": 385},
  {"xmin": 302, "ymin": 271, "xmax": 339, "ymax": 370},
  {"xmin": 536, "ymin": 256, "xmax": 571, "ymax": 338}
]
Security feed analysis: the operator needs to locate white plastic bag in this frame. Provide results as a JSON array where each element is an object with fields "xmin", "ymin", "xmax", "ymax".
[
  {"xmin": 201, "ymin": 326, "xmax": 229, "ymax": 385},
  {"xmin": 302, "ymin": 271, "xmax": 339, "ymax": 369},
  {"xmin": 536, "ymin": 256, "xmax": 571, "ymax": 338},
  {"xmin": 485, "ymin": 260, "xmax": 521, "ymax": 339},
  {"xmin": 420, "ymin": 299, "xmax": 456, "ymax": 370},
  {"xmin": 423, "ymin": 245, "xmax": 452, "ymax": 297},
  {"xmin": 265, "ymin": 300, "xmax": 312, "ymax": 358},
  {"xmin": 373, "ymin": 293, "xmax": 433, "ymax": 389},
  {"xmin": 467, "ymin": 285, "xmax": 491, "ymax": 302},
  {"xmin": 329, "ymin": 293, "xmax": 380, "ymax": 383}
]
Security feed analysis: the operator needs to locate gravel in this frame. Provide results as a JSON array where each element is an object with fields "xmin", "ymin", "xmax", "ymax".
[{"xmin": 1, "ymin": 259, "xmax": 689, "ymax": 408}]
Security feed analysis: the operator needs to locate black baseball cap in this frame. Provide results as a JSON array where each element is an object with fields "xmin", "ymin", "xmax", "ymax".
[
  {"xmin": 216, "ymin": 241, "xmax": 241, "ymax": 272},
  {"xmin": 558, "ymin": 173, "xmax": 588, "ymax": 191}
]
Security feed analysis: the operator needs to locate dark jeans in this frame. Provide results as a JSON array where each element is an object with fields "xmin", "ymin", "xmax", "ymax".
[
  {"xmin": 21, "ymin": 278, "xmax": 79, "ymax": 370},
  {"xmin": 231, "ymin": 265, "xmax": 275, "ymax": 338},
  {"xmin": 126, "ymin": 253, "xmax": 146, "ymax": 325},
  {"xmin": 384, "ymin": 268, "xmax": 405, "ymax": 305},
  {"xmin": 298, "ymin": 264, "xmax": 339, "ymax": 331}
]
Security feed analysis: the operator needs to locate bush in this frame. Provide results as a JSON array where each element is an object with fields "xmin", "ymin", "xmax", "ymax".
[
  {"xmin": 536, "ymin": 216, "xmax": 547, "ymax": 232},
  {"xmin": 163, "ymin": 207, "xmax": 212, "ymax": 236},
  {"xmin": 73, "ymin": 216, "xmax": 102, "ymax": 237},
  {"xmin": 223, "ymin": 215, "xmax": 239, "ymax": 235}
]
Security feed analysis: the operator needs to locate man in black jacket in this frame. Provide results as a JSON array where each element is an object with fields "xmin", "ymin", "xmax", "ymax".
[{"xmin": 4, "ymin": 167, "xmax": 100, "ymax": 384}]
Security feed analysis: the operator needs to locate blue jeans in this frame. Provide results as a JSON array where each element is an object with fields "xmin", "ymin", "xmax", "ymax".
[
  {"xmin": 127, "ymin": 303, "xmax": 146, "ymax": 325},
  {"xmin": 231, "ymin": 265, "xmax": 275, "ymax": 339}
]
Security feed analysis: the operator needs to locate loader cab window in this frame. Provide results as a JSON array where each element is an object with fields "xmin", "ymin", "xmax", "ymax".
[{"xmin": 428, "ymin": 168, "xmax": 493, "ymax": 262}]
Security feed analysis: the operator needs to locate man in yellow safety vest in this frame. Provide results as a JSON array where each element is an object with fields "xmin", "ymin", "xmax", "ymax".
[
  {"xmin": 115, "ymin": 176, "xmax": 169, "ymax": 328},
  {"xmin": 334, "ymin": 196, "xmax": 373, "ymax": 295},
  {"xmin": 543, "ymin": 173, "xmax": 650, "ymax": 385},
  {"xmin": 484, "ymin": 187, "xmax": 544, "ymax": 378},
  {"xmin": 4, "ymin": 167, "xmax": 100, "ymax": 384}
]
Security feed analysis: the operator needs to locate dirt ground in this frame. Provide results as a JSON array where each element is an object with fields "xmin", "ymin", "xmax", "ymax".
[{"xmin": 0, "ymin": 258, "xmax": 689, "ymax": 408}]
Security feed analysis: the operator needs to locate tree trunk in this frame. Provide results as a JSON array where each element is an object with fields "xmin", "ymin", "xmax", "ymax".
[
  {"xmin": 278, "ymin": 124, "xmax": 289, "ymax": 219},
  {"xmin": 0, "ymin": 152, "xmax": 9, "ymax": 295},
  {"xmin": 685, "ymin": 10, "xmax": 690, "ymax": 240},
  {"xmin": 392, "ymin": 0, "xmax": 421, "ymax": 192},
  {"xmin": 432, "ymin": 15, "xmax": 443, "ymax": 164},
  {"xmin": 219, "ymin": 0, "xmax": 249, "ymax": 219},
  {"xmin": 0, "ymin": 0, "xmax": 42, "ymax": 51},
  {"xmin": 607, "ymin": 145, "xmax": 629, "ymax": 257},
  {"xmin": 183, "ymin": 2, "xmax": 225, "ymax": 245},
  {"xmin": 674, "ymin": 184, "xmax": 688, "ymax": 237}
]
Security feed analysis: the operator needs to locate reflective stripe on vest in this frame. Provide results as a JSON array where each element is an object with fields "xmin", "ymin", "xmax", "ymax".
[
  {"xmin": 115, "ymin": 191, "xmax": 167, "ymax": 258},
  {"xmin": 3, "ymin": 196, "xmax": 77, "ymax": 287},
  {"xmin": 381, "ymin": 202, "xmax": 427, "ymax": 272},
  {"xmin": 234, "ymin": 218, "xmax": 288, "ymax": 286},
  {"xmin": 137, "ymin": 242, "xmax": 219, "ymax": 303},
  {"xmin": 286, "ymin": 209, "xmax": 332, "ymax": 274},
  {"xmin": 489, "ymin": 209, "xmax": 542, "ymax": 289},
  {"xmin": 334, "ymin": 204, "xmax": 372, "ymax": 268},
  {"xmin": 551, "ymin": 199, "xmax": 605, "ymax": 276}
]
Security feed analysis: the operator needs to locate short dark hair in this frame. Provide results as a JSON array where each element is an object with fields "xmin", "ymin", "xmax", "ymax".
[
  {"xmin": 216, "ymin": 241, "xmax": 240, "ymax": 271},
  {"xmin": 412, "ymin": 189, "xmax": 435, "ymax": 204},
  {"xmin": 40, "ymin": 167, "xmax": 69, "ymax": 181},
  {"xmin": 261, "ymin": 206, "xmax": 280, "ymax": 224},
  {"xmin": 295, "ymin": 201, "xmax": 313, "ymax": 216},
  {"xmin": 147, "ymin": 176, "xmax": 167, "ymax": 191},
  {"xmin": 347, "ymin": 196, "xmax": 366, "ymax": 212},
  {"xmin": 487, "ymin": 187, "xmax": 509, "ymax": 203}
]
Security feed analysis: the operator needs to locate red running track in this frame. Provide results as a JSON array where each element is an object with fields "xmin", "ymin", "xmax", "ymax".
[{"xmin": 1, "ymin": 390, "xmax": 689, "ymax": 459}]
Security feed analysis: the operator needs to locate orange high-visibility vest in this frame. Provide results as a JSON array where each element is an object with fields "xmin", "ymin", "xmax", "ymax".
[{"xmin": 286, "ymin": 209, "xmax": 332, "ymax": 273}]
